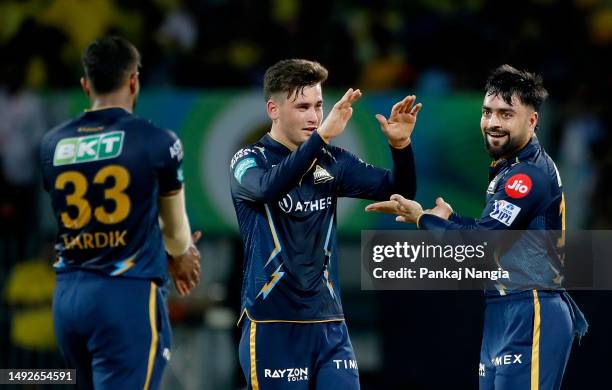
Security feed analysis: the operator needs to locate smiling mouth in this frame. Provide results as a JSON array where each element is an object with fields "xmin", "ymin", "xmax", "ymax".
[{"xmin": 486, "ymin": 132, "xmax": 508, "ymax": 139}]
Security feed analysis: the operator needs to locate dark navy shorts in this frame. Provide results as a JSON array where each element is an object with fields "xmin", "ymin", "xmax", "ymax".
[
  {"xmin": 53, "ymin": 271, "xmax": 171, "ymax": 390},
  {"xmin": 479, "ymin": 290, "xmax": 575, "ymax": 390},
  {"xmin": 239, "ymin": 316, "xmax": 360, "ymax": 389}
]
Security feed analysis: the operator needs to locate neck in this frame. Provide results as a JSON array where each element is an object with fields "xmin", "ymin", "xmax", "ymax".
[
  {"xmin": 269, "ymin": 126, "xmax": 299, "ymax": 151},
  {"xmin": 500, "ymin": 135, "xmax": 534, "ymax": 161},
  {"xmin": 90, "ymin": 92, "xmax": 133, "ymax": 113}
]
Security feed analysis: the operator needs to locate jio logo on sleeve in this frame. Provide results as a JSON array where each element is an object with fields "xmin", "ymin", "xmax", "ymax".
[{"xmin": 504, "ymin": 174, "xmax": 532, "ymax": 198}]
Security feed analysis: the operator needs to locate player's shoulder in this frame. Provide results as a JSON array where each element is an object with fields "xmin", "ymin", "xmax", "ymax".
[
  {"xmin": 121, "ymin": 115, "xmax": 181, "ymax": 157},
  {"xmin": 505, "ymin": 159, "xmax": 554, "ymax": 185},
  {"xmin": 230, "ymin": 143, "xmax": 265, "ymax": 170},
  {"xmin": 40, "ymin": 117, "xmax": 80, "ymax": 155},
  {"xmin": 121, "ymin": 114, "xmax": 176, "ymax": 139},
  {"xmin": 506, "ymin": 140, "xmax": 560, "ymax": 183},
  {"xmin": 500, "ymin": 160, "xmax": 554, "ymax": 201}
]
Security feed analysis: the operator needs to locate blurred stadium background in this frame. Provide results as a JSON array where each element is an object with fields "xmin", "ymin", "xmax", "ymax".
[{"xmin": 1, "ymin": 0, "xmax": 611, "ymax": 389}]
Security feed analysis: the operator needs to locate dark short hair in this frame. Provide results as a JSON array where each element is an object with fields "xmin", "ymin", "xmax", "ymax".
[
  {"xmin": 485, "ymin": 64, "xmax": 548, "ymax": 110},
  {"xmin": 82, "ymin": 36, "xmax": 141, "ymax": 94},
  {"xmin": 263, "ymin": 59, "xmax": 328, "ymax": 101}
]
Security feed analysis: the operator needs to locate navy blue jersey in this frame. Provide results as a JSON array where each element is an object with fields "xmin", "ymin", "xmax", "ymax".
[
  {"xmin": 40, "ymin": 107, "xmax": 183, "ymax": 283},
  {"xmin": 419, "ymin": 137, "xmax": 565, "ymax": 292},
  {"xmin": 231, "ymin": 132, "xmax": 416, "ymax": 322}
]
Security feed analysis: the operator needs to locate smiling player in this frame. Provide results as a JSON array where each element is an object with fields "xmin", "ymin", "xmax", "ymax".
[{"xmin": 230, "ymin": 59, "xmax": 421, "ymax": 389}]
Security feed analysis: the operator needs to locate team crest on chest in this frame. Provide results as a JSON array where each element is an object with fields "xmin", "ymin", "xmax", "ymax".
[{"xmin": 313, "ymin": 165, "xmax": 334, "ymax": 184}]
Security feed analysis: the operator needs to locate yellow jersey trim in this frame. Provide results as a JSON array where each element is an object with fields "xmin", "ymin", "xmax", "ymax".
[
  {"xmin": 263, "ymin": 205, "xmax": 281, "ymax": 267},
  {"xmin": 531, "ymin": 290, "xmax": 541, "ymax": 390},
  {"xmin": 249, "ymin": 321, "xmax": 259, "ymax": 389},
  {"xmin": 143, "ymin": 282, "xmax": 158, "ymax": 390},
  {"xmin": 237, "ymin": 308, "xmax": 345, "ymax": 327}
]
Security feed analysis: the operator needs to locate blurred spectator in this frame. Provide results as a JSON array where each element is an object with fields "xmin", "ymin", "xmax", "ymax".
[
  {"xmin": 149, "ymin": 0, "xmax": 199, "ymax": 85},
  {"xmin": 0, "ymin": 60, "xmax": 46, "ymax": 261},
  {"xmin": 36, "ymin": 0, "xmax": 135, "ymax": 64}
]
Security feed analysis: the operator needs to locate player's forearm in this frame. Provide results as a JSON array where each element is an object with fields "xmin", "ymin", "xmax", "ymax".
[
  {"xmin": 448, "ymin": 212, "xmax": 476, "ymax": 225},
  {"xmin": 158, "ymin": 189, "xmax": 192, "ymax": 256},
  {"xmin": 418, "ymin": 213, "xmax": 478, "ymax": 230},
  {"xmin": 240, "ymin": 132, "xmax": 325, "ymax": 201},
  {"xmin": 389, "ymin": 144, "xmax": 417, "ymax": 199}
]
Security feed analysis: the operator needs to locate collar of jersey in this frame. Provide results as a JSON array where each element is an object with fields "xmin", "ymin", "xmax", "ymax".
[
  {"xmin": 81, "ymin": 107, "xmax": 130, "ymax": 120},
  {"xmin": 261, "ymin": 133, "xmax": 293, "ymax": 155}
]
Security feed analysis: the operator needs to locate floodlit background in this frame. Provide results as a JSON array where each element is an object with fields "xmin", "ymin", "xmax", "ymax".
[{"xmin": 1, "ymin": 0, "xmax": 611, "ymax": 388}]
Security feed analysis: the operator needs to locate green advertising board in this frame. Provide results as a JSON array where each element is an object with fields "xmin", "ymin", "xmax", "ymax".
[{"xmin": 52, "ymin": 90, "xmax": 492, "ymax": 236}]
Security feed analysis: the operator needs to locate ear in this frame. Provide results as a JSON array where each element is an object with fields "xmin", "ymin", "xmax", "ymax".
[
  {"xmin": 267, "ymin": 99, "xmax": 280, "ymax": 121},
  {"xmin": 129, "ymin": 72, "xmax": 139, "ymax": 95},
  {"xmin": 529, "ymin": 111, "xmax": 539, "ymax": 132},
  {"xmin": 80, "ymin": 77, "xmax": 91, "ymax": 97}
]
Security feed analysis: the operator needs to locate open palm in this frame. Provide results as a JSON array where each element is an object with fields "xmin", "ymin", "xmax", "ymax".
[{"xmin": 376, "ymin": 95, "xmax": 422, "ymax": 149}]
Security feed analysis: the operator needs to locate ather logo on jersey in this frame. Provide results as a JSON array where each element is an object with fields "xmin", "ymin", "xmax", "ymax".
[
  {"xmin": 278, "ymin": 194, "xmax": 332, "ymax": 214},
  {"xmin": 53, "ymin": 131, "xmax": 124, "ymax": 166},
  {"xmin": 504, "ymin": 174, "xmax": 532, "ymax": 198}
]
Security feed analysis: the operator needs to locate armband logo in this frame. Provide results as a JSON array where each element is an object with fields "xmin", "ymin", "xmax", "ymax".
[
  {"xmin": 230, "ymin": 148, "xmax": 255, "ymax": 169},
  {"xmin": 233, "ymin": 157, "xmax": 257, "ymax": 183}
]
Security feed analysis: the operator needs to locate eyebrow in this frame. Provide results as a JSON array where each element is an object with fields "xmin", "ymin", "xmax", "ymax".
[
  {"xmin": 294, "ymin": 100, "xmax": 323, "ymax": 107},
  {"xmin": 482, "ymin": 105, "xmax": 516, "ymax": 113}
]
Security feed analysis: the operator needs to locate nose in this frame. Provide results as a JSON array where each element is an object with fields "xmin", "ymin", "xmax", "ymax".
[
  {"xmin": 306, "ymin": 108, "xmax": 319, "ymax": 124},
  {"xmin": 487, "ymin": 114, "xmax": 502, "ymax": 129}
]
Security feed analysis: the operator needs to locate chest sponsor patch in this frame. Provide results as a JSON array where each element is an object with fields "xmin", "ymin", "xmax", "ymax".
[
  {"xmin": 504, "ymin": 173, "xmax": 532, "ymax": 198},
  {"xmin": 490, "ymin": 200, "xmax": 521, "ymax": 226}
]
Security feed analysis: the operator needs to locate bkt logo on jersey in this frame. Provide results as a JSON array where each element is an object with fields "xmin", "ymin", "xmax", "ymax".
[
  {"xmin": 490, "ymin": 200, "xmax": 521, "ymax": 226},
  {"xmin": 278, "ymin": 194, "xmax": 332, "ymax": 214},
  {"xmin": 53, "ymin": 131, "xmax": 124, "ymax": 166},
  {"xmin": 264, "ymin": 367, "xmax": 308, "ymax": 382},
  {"xmin": 505, "ymin": 174, "xmax": 532, "ymax": 198}
]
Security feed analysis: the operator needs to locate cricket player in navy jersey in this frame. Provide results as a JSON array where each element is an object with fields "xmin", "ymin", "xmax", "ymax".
[
  {"xmin": 367, "ymin": 65, "xmax": 588, "ymax": 390},
  {"xmin": 230, "ymin": 59, "xmax": 420, "ymax": 389},
  {"xmin": 40, "ymin": 37, "xmax": 201, "ymax": 389}
]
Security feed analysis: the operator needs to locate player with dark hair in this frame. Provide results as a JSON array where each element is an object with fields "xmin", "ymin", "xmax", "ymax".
[
  {"xmin": 40, "ymin": 36, "xmax": 201, "ymax": 389},
  {"xmin": 230, "ymin": 58, "xmax": 420, "ymax": 389},
  {"xmin": 366, "ymin": 64, "xmax": 588, "ymax": 389}
]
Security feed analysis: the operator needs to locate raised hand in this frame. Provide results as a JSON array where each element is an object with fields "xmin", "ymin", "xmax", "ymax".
[
  {"xmin": 317, "ymin": 88, "xmax": 362, "ymax": 143},
  {"xmin": 375, "ymin": 95, "xmax": 422, "ymax": 149},
  {"xmin": 168, "ymin": 231, "xmax": 202, "ymax": 296},
  {"xmin": 365, "ymin": 194, "xmax": 424, "ymax": 224}
]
